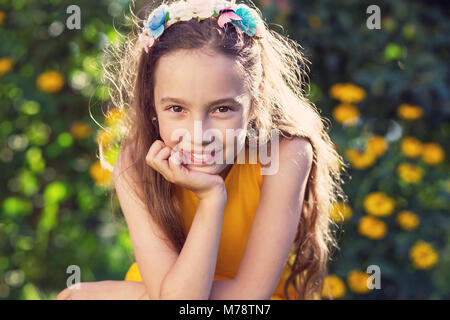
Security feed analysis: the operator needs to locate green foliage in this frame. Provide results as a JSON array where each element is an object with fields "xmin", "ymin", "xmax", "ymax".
[
  {"xmin": 281, "ymin": 0, "xmax": 449, "ymax": 299},
  {"xmin": 0, "ymin": 0, "xmax": 448, "ymax": 300},
  {"xmin": 0, "ymin": 0, "xmax": 133, "ymax": 300}
]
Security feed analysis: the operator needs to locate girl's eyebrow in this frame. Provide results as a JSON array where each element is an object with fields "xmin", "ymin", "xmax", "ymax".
[{"xmin": 159, "ymin": 97, "xmax": 243, "ymax": 108}]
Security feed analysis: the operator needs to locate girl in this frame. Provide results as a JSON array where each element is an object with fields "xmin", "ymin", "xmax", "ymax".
[{"xmin": 57, "ymin": 0, "xmax": 347, "ymax": 300}]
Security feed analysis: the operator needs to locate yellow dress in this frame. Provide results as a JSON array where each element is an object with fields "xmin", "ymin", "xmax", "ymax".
[{"xmin": 124, "ymin": 147, "xmax": 296, "ymax": 300}]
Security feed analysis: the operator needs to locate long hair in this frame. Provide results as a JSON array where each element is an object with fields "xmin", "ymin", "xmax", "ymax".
[{"xmin": 98, "ymin": 0, "xmax": 348, "ymax": 300}]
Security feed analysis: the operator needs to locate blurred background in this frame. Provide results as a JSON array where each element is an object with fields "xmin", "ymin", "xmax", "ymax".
[{"xmin": 0, "ymin": 0, "xmax": 448, "ymax": 299}]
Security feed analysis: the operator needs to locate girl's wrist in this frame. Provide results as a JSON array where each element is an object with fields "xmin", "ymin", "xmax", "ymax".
[{"xmin": 196, "ymin": 184, "xmax": 227, "ymax": 204}]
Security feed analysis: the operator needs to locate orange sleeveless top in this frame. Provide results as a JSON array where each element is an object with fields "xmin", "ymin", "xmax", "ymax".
[{"xmin": 124, "ymin": 147, "xmax": 296, "ymax": 300}]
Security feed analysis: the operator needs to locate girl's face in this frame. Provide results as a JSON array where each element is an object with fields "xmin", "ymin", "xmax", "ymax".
[{"xmin": 153, "ymin": 49, "xmax": 253, "ymax": 176}]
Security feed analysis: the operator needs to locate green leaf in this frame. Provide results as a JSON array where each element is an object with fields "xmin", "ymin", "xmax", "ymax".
[
  {"xmin": 57, "ymin": 132, "xmax": 73, "ymax": 147},
  {"xmin": 18, "ymin": 170, "xmax": 39, "ymax": 195},
  {"xmin": 20, "ymin": 100, "xmax": 40, "ymax": 115},
  {"xmin": 383, "ymin": 43, "xmax": 404, "ymax": 61},
  {"xmin": 21, "ymin": 283, "xmax": 41, "ymax": 300},
  {"xmin": 43, "ymin": 182, "xmax": 68, "ymax": 204},
  {"xmin": 2, "ymin": 197, "xmax": 33, "ymax": 218},
  {"xmin": 38, "ymin": 203, "xmax": 59, "ymax": 232}
]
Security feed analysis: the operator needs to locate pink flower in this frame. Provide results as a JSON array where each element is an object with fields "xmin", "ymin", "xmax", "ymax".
[
  {"xmin": 217, "ymin": 3, "xmax": 242, "ymax": 28},
  {"xmin": 138, "ymin": 31, "xmax": 155, "ymax": 53}
]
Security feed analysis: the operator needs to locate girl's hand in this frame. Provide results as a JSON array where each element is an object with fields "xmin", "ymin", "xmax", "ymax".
[{"xmin": 145, "ymin": 140, "xmax": 226, "ymax": 201}]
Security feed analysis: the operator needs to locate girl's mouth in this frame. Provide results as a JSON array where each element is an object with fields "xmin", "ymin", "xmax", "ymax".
[{"xmin": 182, "ymin": 149, "xmax": 216, "ymax": 165}]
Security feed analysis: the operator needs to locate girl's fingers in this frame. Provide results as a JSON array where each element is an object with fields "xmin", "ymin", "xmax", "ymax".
[
  {"xmin": 168, "ymin": 149, "xmax": 186, "ymax": 174},
  {"xmin": 153, "ymin": 146, "xmax": 172, "ymax": 176},
  {"xmin": 145, "ymin": 140, "xmax": 165, "ymax": 167},
  {"xmin": 146, "ymin": 140, "xmax": 189, "ymax": 183}
]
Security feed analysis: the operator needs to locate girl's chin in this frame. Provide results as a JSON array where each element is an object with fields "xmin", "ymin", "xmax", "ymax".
[{"xmin": 185, "ymin": 164, "xmax": 221, "ymax": 174}]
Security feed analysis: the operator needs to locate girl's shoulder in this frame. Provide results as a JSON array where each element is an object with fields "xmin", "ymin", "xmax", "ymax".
[{"xmin": 259, "ymin": 135, "xmax": 313, "ymax": 171}]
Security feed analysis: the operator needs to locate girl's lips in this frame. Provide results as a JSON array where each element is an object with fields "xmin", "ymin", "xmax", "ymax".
[{"xmin": 182, "ymin": 149, "xmax": 217, "ymax": 165}]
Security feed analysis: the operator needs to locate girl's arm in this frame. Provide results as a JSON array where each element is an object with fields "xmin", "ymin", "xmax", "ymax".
[
  {"xmin": 113, "ymin": 142, "xmax": 227, "ymax": 300},
  {"xmin": 56, "ymin": 278, "xmax": 238, "ymax": 300},
  {"xmin": 158, "ymin": 192, "xmax": 226, "ymax": 299},
  {"xmin": 208, "ymin": 136, "xmax": 314, "ymax": 299},
  {"xmin": 56, "ymin": 280, "xmax": 149, "ymax": 300}
]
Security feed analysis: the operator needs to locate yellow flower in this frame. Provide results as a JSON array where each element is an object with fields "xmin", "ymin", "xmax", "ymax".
[
  {"xmin": 105, "ymin": 107, "xmax": 125, "ymax": 126},
  {"xmin": 347, "ymin": 270, "xmax": 370, "ymax": 294},
  {"xmin": 421, "ymin": 143, "xmax": 444, "ymax": 165},
  {"xmin": 358, "ymin": 216, "xmax": 387, "ymax": 239},
  {"xmin": 0, "ymin": 57, "xmax": 14, "ymax": 75},
  {"xmin": 0, "ymin": 11, "xmax": 5, "ymax": 25},
  {"xmin": 409, "ymin": 241, "xmax": 439, "ymax": 270},
  {"xmin": 401, "ymin": 137, "xmax": 423, "ymax": 158},
  {"xmin": 345, "ymin": 148, "xmax": 377, "ymax": 170},
  {"xmin": 397, "ymin": 103, "xmax": 423, "ymax": 120},
  {"xmin": 96, "ymin": 129, "xmax": 114, "ymax": 148},
  {"xmin": 36, "ymin": 70, "xmax": 64, "ymax": 93},
  {"xmin": 397, "ymin": 163, "xmax": 423, "ymax": 183},
  {"xmin": 70, "ymin": 122, "xmax": 92, "ymax": 139},
  {"xmin": 329, "ymin": 201, "xmax": 353, "ymax": 223},
  {"xmin": 322, "ymin": 275, "xmax": 346, "ymax": 299},
  {"xmin": 367, "ymin": 135, "xmax": 387, "ymax": 157},
  {"xmin": 89, "ymin": 161, "xmax": 112, "ymax": 187},
  {"xmin": 396, "ymin": 210, "xmax": 420, "ymax": 231},
  {"xmin": 329, "ymin": 83, "xmax": 366, "ymax": 104},
  {"xmin": 333, "ymin": 103, "xmax": 360, "ymax": 125},
  {"xmin": 363, "ymin": 191, "xmax": 395, "ymax": 217}
]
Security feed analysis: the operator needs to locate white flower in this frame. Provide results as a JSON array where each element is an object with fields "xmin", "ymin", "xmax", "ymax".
[
  {"xmin": 214, "ymin": 0, "xmax": 233, "ymax": 13},
  {"xmin": 168, "ymin": 1, "xmax": 194, "ymax": 23},
  {"xmin": 188, "ymin": 0, "xmax": 215, "ymax": 19}
]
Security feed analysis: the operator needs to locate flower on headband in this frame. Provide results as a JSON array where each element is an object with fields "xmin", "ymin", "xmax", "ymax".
[
  {"xmin": 143, "ymin": 4, "xmax": 169, "ymax": 39},
  {"xmin": 231, "ymin": 5, "xmax": 262, "ymax": 37},
  {"xmin": 216, "ymin": 0, "xmax": 242, "ymax": 28},
  {"xmin": 138, "ymin": 0, "xmax": 263, "ymax": 53},
  {"xmin": 214, "ymin": 0, "xmax": 237, "ymax": 13},
  {"xmin": 188, "ymin": 0, "xmax": 215, "ymax": 19},
  {"xmin": 167, "ymin": 1, "xmax": 193, "ymax": 26},
  {"xmin": 138, "ymin": 32, "xmax": 155, "ymax": 53}
]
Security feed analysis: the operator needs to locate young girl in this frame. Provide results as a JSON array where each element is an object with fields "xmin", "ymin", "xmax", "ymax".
[{"xmin": 57, "ymin": 0, "xmax": 347, "ymax": 300}]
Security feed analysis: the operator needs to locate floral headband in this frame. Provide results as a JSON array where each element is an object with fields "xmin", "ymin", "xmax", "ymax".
[{"xmin": 138, "ymin": 0, "xmax": 264, "ymax": 53}]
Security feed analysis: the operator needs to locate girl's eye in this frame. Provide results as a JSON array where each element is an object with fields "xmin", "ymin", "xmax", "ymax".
[
  {"xmin": 212, "ymin": 106, "xmax": 232, "ymax": 114},
  {"xmin": 167, "ymin": 105, "xmax": 185, "ymax": 113},
  {"xmin": 166, "ymin": 105, "xmax": 233, "ymax": 114}
]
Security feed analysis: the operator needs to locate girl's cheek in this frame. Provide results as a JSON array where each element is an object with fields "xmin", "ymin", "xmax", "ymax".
[
  {"xmin": 159, "ymin": 120, "xmax": 245, "ymax": 150},
  {"xmin": 157, "ymin": 124, "xmax": 176, "ymax": 145}
]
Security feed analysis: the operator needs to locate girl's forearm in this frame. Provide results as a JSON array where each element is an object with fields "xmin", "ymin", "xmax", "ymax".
[{"xmin": 159, "ymin": 192, "xmax": 226, "ymax": 300}]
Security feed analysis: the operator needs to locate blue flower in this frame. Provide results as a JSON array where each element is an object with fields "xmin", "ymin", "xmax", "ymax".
[
  {"xmin": 230, "ymin": 6, "xmax": 259, "ymax": 37},
  {"xmin": 143, "ymin": 4, "xmax": 169, "ymax": 39}
]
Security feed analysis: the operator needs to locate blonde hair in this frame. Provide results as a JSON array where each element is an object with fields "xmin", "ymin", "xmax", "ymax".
[{"xmin": 98, "ymin": 0, "xmax": 348, "ymax": 300}]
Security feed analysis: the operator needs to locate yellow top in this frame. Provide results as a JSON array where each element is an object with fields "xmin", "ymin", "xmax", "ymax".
[{"xmin": 124, "ymin": 146, "xmax": 296, "ymax": 299}]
